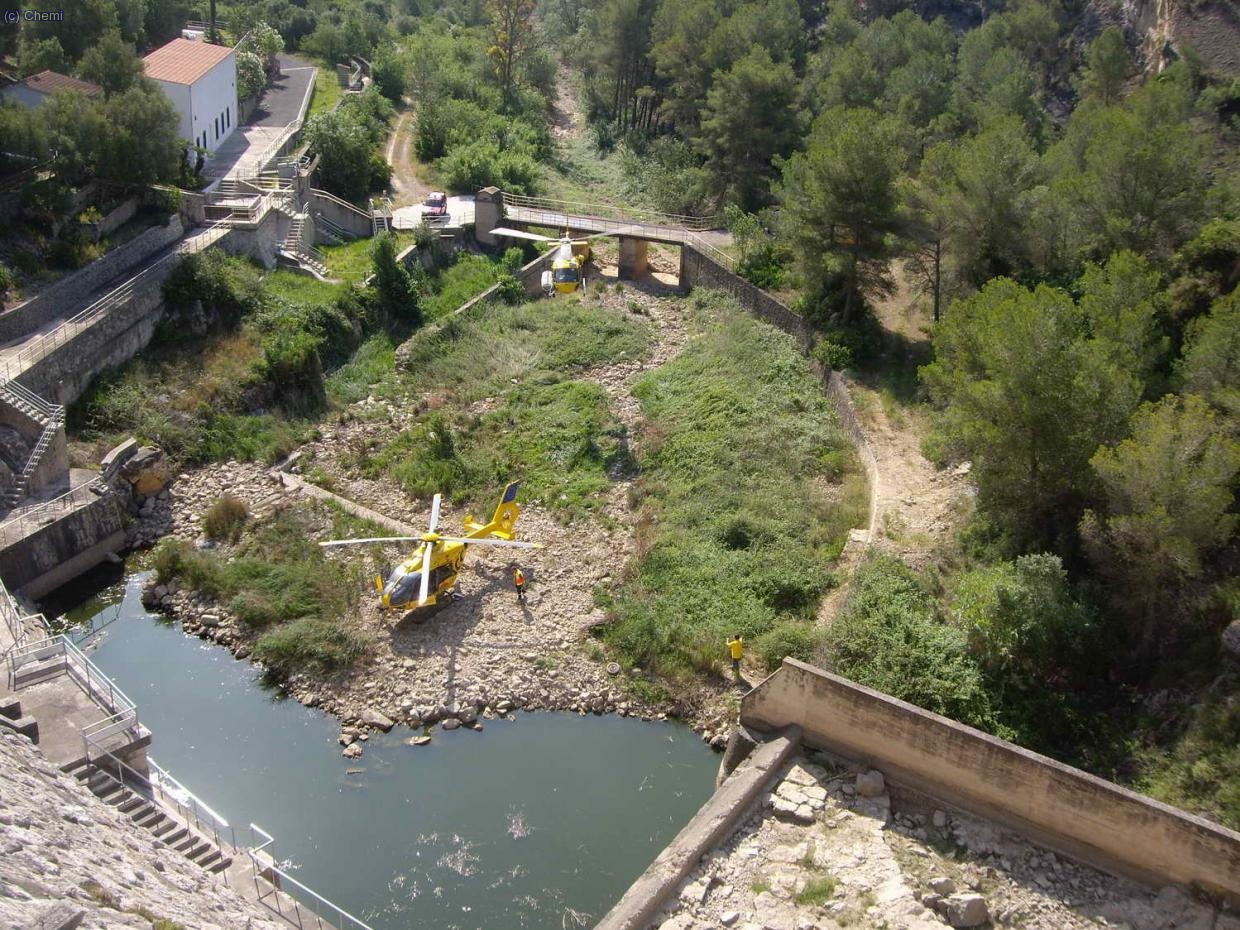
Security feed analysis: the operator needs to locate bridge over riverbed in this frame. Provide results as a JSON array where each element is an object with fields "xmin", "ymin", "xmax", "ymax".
[{"xmin": 476, "ymin": 188, "xmax": 735, "ymax": 280}]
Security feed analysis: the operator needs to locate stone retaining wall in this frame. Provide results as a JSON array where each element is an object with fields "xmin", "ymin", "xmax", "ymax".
[
  {"xmin": 742, "ymin": 659, "xmax": 1240, "ymax": 904},
  {"xmin": 679, "ymin": 246, "xmax": 811, "ymax": 348},
  {"xmin": 0, "ymin": 216, "xmax": 184, "ymax": 344},
  {"xmin": 18, "ymin": 273, "xmax": 171, "ymax": 406},
  {"xmin": 0, "ymin": 490, "xmax": 125, "ymax": 596}
]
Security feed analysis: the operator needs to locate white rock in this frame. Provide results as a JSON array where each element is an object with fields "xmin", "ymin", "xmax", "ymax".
[{"xmin": 940, "ymin": 892, "xmax": 989, "ymax": 928}]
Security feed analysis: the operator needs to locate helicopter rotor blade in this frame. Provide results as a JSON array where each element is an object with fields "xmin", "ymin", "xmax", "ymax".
[
  {"xmin": 418, "ymin": 541, "xmax": 434, "ymax": 605},
  {"xmin": 319, "ymin": 536, "xmax": 425, "ymax": 547},
  {"xmin": 436, "ymin": 537, "xmax": 543, "ymax": 549},
  {"xmin": 489, "ymin": 227, "xmax": 554, "ymax": 243},
  {"xmin": 428, "ymin": 494, "xmax": 442, "ymax": 535},
  {"xmin": 572, "ymin": 227, "xmax": 637, "ymax": 244}
]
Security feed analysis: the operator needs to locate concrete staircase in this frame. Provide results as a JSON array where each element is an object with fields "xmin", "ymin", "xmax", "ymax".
[
  {"xmin": 0, "ymin": 381, "xmax": 65, "ymax": 508},
  {"xmin": 278, "ymin": 212, "xmax": 330, "ymax": 278},
  {"xmin": 61, "ymin": 759, "xmax": 234, "ymax": 875}
]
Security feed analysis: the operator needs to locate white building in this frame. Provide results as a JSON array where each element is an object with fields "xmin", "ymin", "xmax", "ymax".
[{"xmin": 143, "ymin": 38, "xmax": 237, "ymax": 154}]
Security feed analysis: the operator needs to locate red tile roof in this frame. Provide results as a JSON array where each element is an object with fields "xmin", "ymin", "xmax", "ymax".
[
  {"xmin": 143, "ymin": 38, "xmax": 234, "ymax": 85},
  {"xmin": 20, "ymin": 70, "xmax": 102, "ymax": 98}
]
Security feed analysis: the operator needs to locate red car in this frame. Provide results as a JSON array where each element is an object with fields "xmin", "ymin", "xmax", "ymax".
[{"xmin": 423, "ymin": 191, "xmax": 448, "ymax": 220}]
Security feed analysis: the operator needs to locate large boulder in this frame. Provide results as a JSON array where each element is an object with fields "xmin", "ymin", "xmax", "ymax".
[
  {"xmin": 120, "ymin": 446, "xmax": 168, "ymax": 496},
  {"xmin": 938, "ymin": 893, "xmax": 989, "ymax": 928}
]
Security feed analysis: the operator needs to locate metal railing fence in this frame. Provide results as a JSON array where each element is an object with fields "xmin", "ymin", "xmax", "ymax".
[
  {"xmin": 0, "ymin": 222, "xmax": 230, "ymax": 387},
  {"xmin": 248, "ymin": 825, "xmax": 377, "ymax": 930},
  {"xmin": 503, "ymin": 191, "xmax": 722, "ymax": 232},
  {"xmin": 0, "ymin": 478, "xmax": 108, "ymax": 548},
  {"xmin": 7, "ymin": 635, "xmax": 137, "ymax": 727},
  {"xmin": 83, "ymin": 737, "xmax": 237, "ymax": 865}
]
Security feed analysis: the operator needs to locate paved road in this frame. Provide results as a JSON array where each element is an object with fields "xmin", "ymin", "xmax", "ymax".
[{"xmin": 248, "ymin": 54, "xmax": 316, "ymax": 128}]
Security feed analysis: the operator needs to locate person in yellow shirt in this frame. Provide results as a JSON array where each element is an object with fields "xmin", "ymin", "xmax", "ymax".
[
  {"xmin": 514, "ymin": 566, "xmax": 527, "ymax": 603},
  {"xmin": 727, "ymin": 634, "xmax": 744, "ymax": 679}
]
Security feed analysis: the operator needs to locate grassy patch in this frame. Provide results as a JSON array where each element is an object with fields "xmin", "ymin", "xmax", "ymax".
[
  {"xmin": 601, "ymin": 291, "xmax": 864, "ymax": 679},
  {"xmin": 152, "ymin": 501, "xmax": 375, "ymax": 676},
  {"xmin": 202, "ymin": 495, "xmax": 248, "ymax": 543},
  {"xmin": 326, "ymin": 331, "xmax": 403, "ymax": 405},
  {"xmin": 421, "ymin": 252, "xmax": 507, "ymax": 322},
  {"xmin": 365, "ymin": 296, "xmax": 650, "ymax": 515},
  {"xmin": 795, "ymin": 874, "xmax": 837, "ymax": 906},
  {"xmin": 321, "ymin": 234, "xmax": 413, "ymax": 283},
  {"xmin": 308, "ymin": 64, "xmax": 343, "ymax": 120}
]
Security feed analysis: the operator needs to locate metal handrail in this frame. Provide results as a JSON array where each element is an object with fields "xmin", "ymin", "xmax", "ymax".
[
  {"xmin": 0, "ymin": 222, "xmax": 229, "ymax": 386},
  {"xmin": 0, "ymin": 478, "xmax": 108, "ymax": 546},
  {"xmin": 311, "ymin": 188, "xmax": 371, "ymax": 222},
  {"xmin": 503, "ymin": 191, "xmax": 722, "ymax": 231},
  {"xmin": 8, "ymin": 635, "xmax": 138, "ymax": 728},
  {"xmin": 237, "ymin": 118, "xmax": 304, "ymax": 180},
  {"xmin": 82, "ymin": 740, "xmax": 237, "ymax": 880},
  {"xmin": 0, "ymin": 380, "xmax": 61, "ymax": 420},
  {"xmin": 248, "ymin": 824, "xmax": 377, "ymax": 930},
  {"xmin": 685, "ymin": 233, "xmax": 738, "ymax": 272}
]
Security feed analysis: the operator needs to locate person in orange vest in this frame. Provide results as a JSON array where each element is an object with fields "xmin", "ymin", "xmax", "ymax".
[
  {"xmin": 727, "ymin": 633, "xmax": 744, "ymax": 679},
  {"xmin": 513, "ymin": 566, "xmax": 527, "ymax": 603}
]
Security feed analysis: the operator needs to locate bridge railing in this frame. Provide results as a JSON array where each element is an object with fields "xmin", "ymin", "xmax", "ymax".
[
  {"xmin": 0, "ymin": 478, "xmax": 109, "ymax": 548},
  {"xmin": 503, "ymin": 192, "xmax": 722, "ymax": 232}
]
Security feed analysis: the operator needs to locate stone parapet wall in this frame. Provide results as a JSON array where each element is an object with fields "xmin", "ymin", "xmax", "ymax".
[
  {"xmin": 742, "ymin": 659, "xmax": 1240, "ymax": 904},
  {"xmin": 0, "ymin": 489, "xmax": 125, "ymax": 594},
  {"xmin": 0, "ymin": 216, "xmax": 184, "ymax": 344}
]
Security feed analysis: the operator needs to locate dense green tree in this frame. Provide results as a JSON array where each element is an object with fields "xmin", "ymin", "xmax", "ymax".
[
  {"xmin": 949, "ymin": 553, "xmax": 1093, "ymax": 684},
  {"xmin": 1179, "ymin": 291, "xmax": 1240, "ymax": 425},
  {"xmin": 778, "ymin": 107, "xmax": 906, "ymax": 323},
  {"xmin": 1076, "ymin": 250, "xmax": 1169, "ymax": 387},
  {"xmin": 16, "ymin": 36, "xmax": 69, "ymax": 78},
  {"xmin": 922, "ymin": 278, "xmax": 1141, "ymax": 549},
  {"xmin": 0, "ymin": 103, "xmax": 50, "ymax": 172},
  {"xmin": 96, "ymin": 85, "xmax": 182, "ymax": 185},
  {"xmin": 1081, "ymin": 394, "xmax": 1240, "ymax": 659},
  {"xmin": 371, "ymin": 234, "xmax": 422, "ymax": 325},
  {"xmin": 1076, "ymin": 26, "xmax": 1131, "ymax": 105},
  {"xmin": 696, "ymin": 48, "xmax": 799, "ymax": 210},
  {"xmin": 1050, "ymin": 80, "xmax": 1209, "ymax": 260},
  {"xmin": 487, "ymin": 0, "xmax": 539, "ymax": 106},
  {"xmin": 25, "ymin": 0, "xmax": 118, "ymax": 60},
  {"xmin": 913, "ymin": 117, "xmax": 1040, "ymax": 289},
  {"xmin": 951, "ymin": 28, "xmax": 1043, "ymax": 135},
  {"xmin": 578, "ymin": 0, "xmax": 660, "ymax": 133},
  {"xmin": 41, "ymin": 89, "xmax": 110, "ymax": 184},
  {"xmin": 78, "ymin": 33, "xmax": 145, "ymax": 96},
  {"xmin": 237, "ymin": 51, "xmax": 267, "ymax": 101}
]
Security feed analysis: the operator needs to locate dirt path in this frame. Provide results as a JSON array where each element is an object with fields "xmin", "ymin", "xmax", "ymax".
[
  {"xmin": 551, "ymin": 66, "xmax": 585, "ymax": 142},
  {"xmin": 815, "ymin": 266, "xmax": 970, "ymax": 625},
  {"xmin": 385, "ymin": 106, "xmax": 432, "ymax": 208}
]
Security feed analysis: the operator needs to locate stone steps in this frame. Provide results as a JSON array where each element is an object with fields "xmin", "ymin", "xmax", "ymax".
[{"xmin": 61, "ymin": 760, "xmax": 233, "ymax": 875}]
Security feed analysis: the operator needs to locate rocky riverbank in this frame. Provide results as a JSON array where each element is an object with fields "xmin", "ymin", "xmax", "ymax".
[
  {"xmin": 124, "ymin": 285, "xmax": 741, "ymax": 756},
  {"xmin": 0, "ymin": 731, "xmax": 282, "ymax": 929}
]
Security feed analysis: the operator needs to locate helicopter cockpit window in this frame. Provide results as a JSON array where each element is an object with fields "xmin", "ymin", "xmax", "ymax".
[{"xmin": 553, "ymin": 267, "xmax": 580, "ymax": 284}]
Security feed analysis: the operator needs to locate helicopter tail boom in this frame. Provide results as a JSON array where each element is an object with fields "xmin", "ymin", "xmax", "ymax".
[{"xmin": 464, "ymin": 481, "xmax": 522, "ymax": 540}]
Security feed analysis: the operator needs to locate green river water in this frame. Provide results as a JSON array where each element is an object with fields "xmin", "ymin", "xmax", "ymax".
[{"xmin": 54, "ymin": 571, "xmax": 717, "ymax": 930}]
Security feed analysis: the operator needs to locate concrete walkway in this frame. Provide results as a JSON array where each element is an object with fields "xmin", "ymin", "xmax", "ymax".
[{"xmin": 204, "ymin": 54, "xmax": 316, "ymax": 181}]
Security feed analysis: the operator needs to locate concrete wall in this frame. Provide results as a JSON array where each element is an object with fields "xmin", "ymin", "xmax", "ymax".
[
  {"xmin": 0, "ymin": 491, "xmax": 126, "ymax": 597},
  {"xmin": 310, "ymin": 189, "xmax": 373, "ymax": 238},
  {"xmin": 155, "ymin": 79, "xmax": 194, "ymax": 146},
  {"xmin": 679, "ymin": 245, "xmax": 810, "ymax": 349},
  {"xmin": 189, "ymin": 52, "xmax": 238, "ymax": 153},
  {"xmin": 0, "ymin": 217, "xmax": 184, "ymax": 344},
  {"xmin": 742, "ymin": 659, "xmax": 1240, "ymax": 903},
  {"xmin": 17, "ymin": 274, "xmax": 171, "ymax": 406},
  {"xmin": 218, "ymin": 207, "xmax": 284, "ymax": 269}
]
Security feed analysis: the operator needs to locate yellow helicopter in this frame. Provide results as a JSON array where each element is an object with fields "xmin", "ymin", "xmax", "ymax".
[
  {"xmin": 488, "ymin": 227, "xmax": 617, "ymax": 294},
  {"xmin": 319, "ymin": 482, "xmax": 540, "ymax": 613}
]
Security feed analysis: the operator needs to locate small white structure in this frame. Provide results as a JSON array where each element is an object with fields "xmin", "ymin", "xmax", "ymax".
[{"xmin": 143, "ymin": 37, "xmax": 237, "ymax": 154}]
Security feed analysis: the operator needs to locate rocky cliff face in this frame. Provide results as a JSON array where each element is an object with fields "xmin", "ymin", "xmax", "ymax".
[{"xmin": 0, "ymin": 732, "xmax": 282, "ymax": 930}]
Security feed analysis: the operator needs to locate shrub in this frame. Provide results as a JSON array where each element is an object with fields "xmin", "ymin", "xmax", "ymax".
[
  {"xmin": 496, "ymin": 274, "xmax": 524, "ymax": 304},
  {"xmin": 202, "ymin": 495, "xmax": 249, "ymax": 542},
  {"xmin": 0, "ymin": 262, "xmax": 14, "ymax": 299},
  {"xmin": 812, "ymin": 338, "xmax": 853, "ymax": 372},
  {"xmin": 823, "ymin": 557, "xmax": 999, "ymax": 731},
  {"xmin": 253, "ymin": 617, "xmax": 366, "ymax": 675}
]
